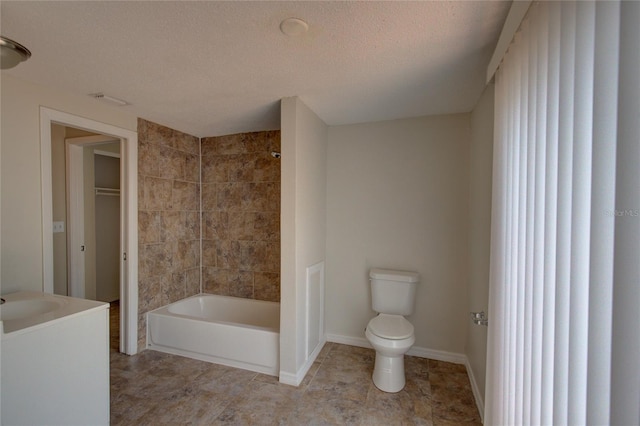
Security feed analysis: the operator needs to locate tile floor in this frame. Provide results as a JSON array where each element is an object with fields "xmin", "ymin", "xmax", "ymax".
[{"xmin": 109, "ymin": 304, "xmax": 481, "ymax": 425}]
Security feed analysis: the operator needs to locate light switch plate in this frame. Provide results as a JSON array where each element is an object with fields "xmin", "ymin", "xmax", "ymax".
[{"xmin": 53, "ymin": 221, "xmax": 65, "ymax": 233}]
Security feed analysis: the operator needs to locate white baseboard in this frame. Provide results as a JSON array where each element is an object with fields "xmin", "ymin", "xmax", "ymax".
[
  {"xmin": 407, "ymin": 345, "xmax": 468, "ymax": 364},
  {"xmin": 325, "ymin": 333, "xmax": 467, "ymax": 364},
  {"xmin": 465, "ymin": 358, "xmax": 485, "ymax": 424},
  {"xmin": 325, "ymin": 333, "xmax": 484, "ymax": 423},
  {"xmin": 279, "ymin": 337, "xmax": 326, "ymax": 387},
  {"xmin": 325, "ymin": 333, "xmax": 371, "ymax": 349}
]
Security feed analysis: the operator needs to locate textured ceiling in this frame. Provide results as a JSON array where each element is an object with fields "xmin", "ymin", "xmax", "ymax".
[{"xmin": 1, "ymin": 1, "xmax": 510, "ymax": 138}]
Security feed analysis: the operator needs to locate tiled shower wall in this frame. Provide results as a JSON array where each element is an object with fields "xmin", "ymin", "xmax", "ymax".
[
  {"xmin": 137, "ymin": 119, "xmax": 201, "ymax": 349},
  {"xmin": 201, "ymin": 132, "xmax": 281, "ymax": 302},
  {"xmin": 137, "ymin": 119, "xmax": 281, "ymax": 349}
]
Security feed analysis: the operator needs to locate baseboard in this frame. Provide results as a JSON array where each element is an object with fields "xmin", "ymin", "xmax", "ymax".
[
  {"xmin": 465, "ymin": 358, "xmax": 485, "ymax": 424},
  {"xmin": 279, "ymin": 337, "xmax": 326, "ymax": 387},
  {"xmin": 325, "ymin": 333, "xmax": 371, "ymax": 350},
  {"xmin": 407, "ymin": 346, "xmax": 468, "ymax": 365},
  {"xmin": 325, "ymin": 333, "xmax": 485, "ymax": 423},
  {"xmin": 325, "ymin": 333, "xmax": 467, "ymax": 365}
]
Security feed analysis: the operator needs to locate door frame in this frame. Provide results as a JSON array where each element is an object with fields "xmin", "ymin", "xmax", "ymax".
[{"xmin": 40, "ymin": 107, "xmax": 138, "ymax": 355}]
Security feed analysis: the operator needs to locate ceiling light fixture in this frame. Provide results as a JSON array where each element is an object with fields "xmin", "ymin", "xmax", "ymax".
[
  {"xmin": 280, "ymin": 17, "xmax": 309, "ymax": 37},
  {"xmin": 89, "ymin": 93, "xmax": 130, "ymax": 107},
  {"xmin": 0, "ymin": 35, "xmax": 32, "ymax": 70}
]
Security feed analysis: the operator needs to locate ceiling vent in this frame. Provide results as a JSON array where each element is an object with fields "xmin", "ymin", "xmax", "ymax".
[{"xmin": 89, "ymin": 92, "xmax": 130, "ymax": 107}]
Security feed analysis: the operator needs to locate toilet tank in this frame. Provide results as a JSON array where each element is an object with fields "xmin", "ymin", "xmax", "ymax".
[{"xmin": 370, "ymin": 268, "xmax": 420, "ymax": 315}]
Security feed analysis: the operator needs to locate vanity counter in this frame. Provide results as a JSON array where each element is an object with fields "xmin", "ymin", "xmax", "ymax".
[{"xmin": 0, "ymin": 291, "xmax": 109, "ymax": 425}]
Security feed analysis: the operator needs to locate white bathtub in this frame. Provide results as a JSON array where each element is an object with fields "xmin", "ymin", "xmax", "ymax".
[{"xmin": 147, "ymin": 294, "xmax": 280, "ymax": 376}]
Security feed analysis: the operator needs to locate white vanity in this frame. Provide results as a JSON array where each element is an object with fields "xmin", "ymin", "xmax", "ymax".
[{"xmin": 1, "ymin": 291, "xmax": 109, "ymax": 425}]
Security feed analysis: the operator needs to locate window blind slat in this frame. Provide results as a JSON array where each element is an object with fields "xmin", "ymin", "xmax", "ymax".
[
  {"xmin": 553, "ymin": 3, "xmax": 577, "ymax": 424},
  {"xmin": 529, "ymin": 4, "xmax": 549, "ymax": 424},
  {"xmin": 540, "ymin": 3, "xmax": 561, "ymax": 424},
  {"xmin": 586, "ymin": 2, "xmax": 619, "ymax": 424},
  {"xmin": 611, "ymin": 2, "xmax": 640, "ymax": 424}
]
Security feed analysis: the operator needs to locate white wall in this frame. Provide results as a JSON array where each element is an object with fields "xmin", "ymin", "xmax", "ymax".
[
  {"xmin": 325, "ymin": 114, "xmax": 471, "ymax": 354},
  {"xmin": 0, "ymin": 74, "xmax": 137, "ymax": 294},
  {"xmin": 466, "ymin": 83, "xmax": 494, "ymax": 407},
  {"xmin": 280, "ymin": 97, "xmax": 328, "ymax": 384}
]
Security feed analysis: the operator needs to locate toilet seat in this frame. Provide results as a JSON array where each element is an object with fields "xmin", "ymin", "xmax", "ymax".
[{"xmin": 367, "ymin": 314, "xmax": 414, "ymax": 340}]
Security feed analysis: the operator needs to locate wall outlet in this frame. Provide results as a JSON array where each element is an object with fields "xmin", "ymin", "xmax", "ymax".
[{"xmin": 53, "ymin": 221, "xmax": 65, "ymax": 233}]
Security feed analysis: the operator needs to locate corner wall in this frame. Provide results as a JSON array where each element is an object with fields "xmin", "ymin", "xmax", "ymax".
[
  {"xmin": 466, "ymin": 83, "xmax": 494, "ymax": 410},
  {"xmin": 279, "ymin": 97, "xmax": 328, "ymax": 385}
]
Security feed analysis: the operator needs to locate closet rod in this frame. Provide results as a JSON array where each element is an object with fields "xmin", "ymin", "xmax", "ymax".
[{"xmin": 95, "ymin": 187, "xmax": 120, "ymax": 196}]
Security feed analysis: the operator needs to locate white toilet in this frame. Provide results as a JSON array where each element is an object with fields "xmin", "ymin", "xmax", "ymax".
[{"xmin": 365, "ymin": 268, "xmax": 419, "ymax": 393}]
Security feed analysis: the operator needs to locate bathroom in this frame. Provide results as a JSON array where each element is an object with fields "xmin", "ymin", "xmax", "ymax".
[
  {"xmin": 1, "ymin": 2, "xmax": 498, "ymax": 424},
  {"xmin": 1, "ymin": 74, "xmax": 493, "ymax": 423}
]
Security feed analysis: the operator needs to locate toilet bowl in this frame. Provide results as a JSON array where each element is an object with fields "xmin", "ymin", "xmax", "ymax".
[
  {"xmin": 365, "ymin": 268, "xmax": 419, "ymax": 393},
  {"xmin": 365, "ymin": 313, "xmax": 415, "ymax": 392}
]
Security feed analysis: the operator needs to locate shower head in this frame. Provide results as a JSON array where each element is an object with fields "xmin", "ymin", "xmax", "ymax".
[{"xmin": 271, "ymin": 151, "xmax": 281, "ymax": 159}]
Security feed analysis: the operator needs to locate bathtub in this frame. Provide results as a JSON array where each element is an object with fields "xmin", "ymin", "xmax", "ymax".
[{"xmin": 147, "ymin": 294, "xmax": 280, "ymax": 376}]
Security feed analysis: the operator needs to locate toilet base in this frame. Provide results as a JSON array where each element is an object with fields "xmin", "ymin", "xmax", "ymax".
[{"xmin": 372, "ymin": 353, "xmax": 405, "ymax": 393}]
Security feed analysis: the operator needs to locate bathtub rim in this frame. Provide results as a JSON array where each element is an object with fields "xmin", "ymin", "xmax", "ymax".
[{"xmin": 148, "ymin": 293, "xmax": 280, "ymax": 332}]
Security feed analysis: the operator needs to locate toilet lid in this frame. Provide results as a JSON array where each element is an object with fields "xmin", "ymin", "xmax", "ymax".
[{"xmin": 367, "ymin": 314, "xmax": 414, "ymax": 340}]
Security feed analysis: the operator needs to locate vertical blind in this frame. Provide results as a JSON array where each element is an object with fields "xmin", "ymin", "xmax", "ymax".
[{"xmin": 486, "ymin": 1, "xmax": 640, "ymax": 425}]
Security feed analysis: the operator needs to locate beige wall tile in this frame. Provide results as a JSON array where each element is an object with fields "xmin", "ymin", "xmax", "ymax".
[
  {"xmin": 185, "ymin": 153, "xmax": 200, "ymax": 183},
  {"xmin": 161, "ymin": 211, "xmax": 184, "ymax": 241},
  {"xmin": 171, "ymin": 181, "xmax": 199, "ymax": 211},
  {"xmin": 203, "ymin": 267, "xmax": 230, "ymax": 295},
  {"xmin": 229, "ymin": 271, "xmax": 254, "ymax": 298},
  {"xmin": 254, "ymin": 272, "xmax": 280, "ymax": 302},
  {"xmin": 143, "ymin": 177, "xmax": 173, "ymax": 210},
  {"xmin": 138, "ymin": 275, "xmax": 163, "ymax": 314},
  {"xmin": 139, "ymin": 211, "xmax": 161, "ymax": 244},
  {"xmin": 202, "ymin": 240, "xmax": 217, "ymax": 267},
  {"xmin": 185, "ymin": 267, "xmax": 201, "ymax": 297},
  {"xmin": 216, "ymin": 240, "xmax": 240, "ymax": 269},
  {"xmin": 201, "ymin": 183, "xmax": 218, "ymax": 211}
]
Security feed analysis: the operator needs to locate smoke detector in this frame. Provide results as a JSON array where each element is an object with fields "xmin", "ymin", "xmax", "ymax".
[{"xmin": 280, "ymin": 18, "xmax": 309, "ymax": 37}]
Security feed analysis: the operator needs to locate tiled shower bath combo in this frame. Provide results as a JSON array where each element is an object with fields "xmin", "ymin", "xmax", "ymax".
[{"xmin": 137, "ymin": 119, "xmax": 280, "ymax": 351}]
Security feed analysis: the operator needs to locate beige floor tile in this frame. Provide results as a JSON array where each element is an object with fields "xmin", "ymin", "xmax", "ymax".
[
  {"xmin": 214, "ymin": 381, "xmax": 301, "ymax": 425},
  {"xmin": 110, "ymin": 343, "xmax": 481, "ymax": 425},
  {"xmin": 288, "ymin": 394, "xmax": 367, "ymax": 425},
  {"xmin": 364, "ymin": 382, "xmax": 433, "ymax": 425}
]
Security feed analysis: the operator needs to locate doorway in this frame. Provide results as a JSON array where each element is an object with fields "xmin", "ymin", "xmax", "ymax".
[
  {"xmin": 40, "ymin": 107, "xmax": 138, "ymax": 355},
  {"xmin": 53, "ymin": 130, "xmax": 122, "ymax": 350},
  {"xmin": 64, "ymin": 135, "xmax": 120, "ymax": 301}
]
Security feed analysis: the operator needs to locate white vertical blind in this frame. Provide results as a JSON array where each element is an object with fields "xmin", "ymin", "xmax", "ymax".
[
  {"xmin": 611, "ymin": 2, "xmax": 640, "ymax": 424},
  {"xmin": 586, "ymin": 1, "xmax": 618, "ymax": 424},
  {"xmin": 486, "ymin": 1, "xmax": 640, "ymax": 424}
]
